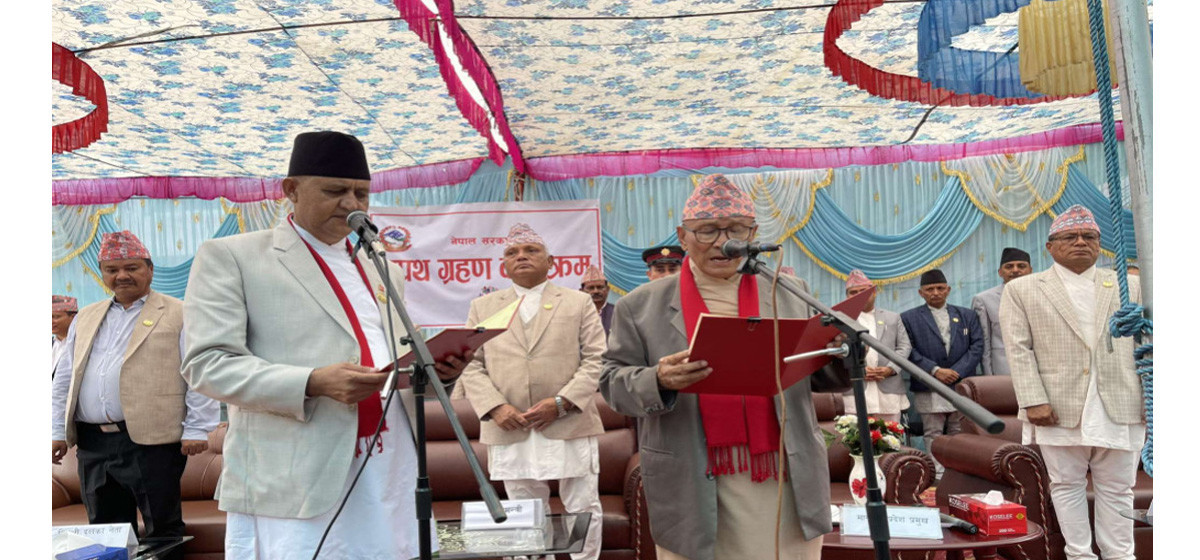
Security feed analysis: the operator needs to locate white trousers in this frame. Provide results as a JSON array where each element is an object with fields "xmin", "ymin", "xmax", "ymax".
[
  {"xmin": 1041, "ymin": 444, "xmax": 1141, "ymax": 560},
  {"xmin": 503, "ymin": 474, "xmax": 603, "ymax": 560}
]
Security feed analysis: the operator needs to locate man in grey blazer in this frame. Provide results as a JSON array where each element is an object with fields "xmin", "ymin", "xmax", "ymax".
[
  {"xmin": 182, "ymin": 132, "xmax": 468, "ymax": 559},
  {"xmin": 970, "ymin": 247, "xmax": 1032, "ymax": 375},
  {"xmin": 601, "ymin": 174, "xmax": 848, "ymax": 560},
  {"xmin": 840, "ymin": 270, "xmax": 911, "ymax": 423},
  {"xmin": 1001, "ymin": 205, "xmax": 1144, "ymax": 560}
]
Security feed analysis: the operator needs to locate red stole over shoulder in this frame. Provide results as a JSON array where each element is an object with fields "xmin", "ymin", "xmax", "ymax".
[
  {"xmin": 679, "ymin": 257, "xmax": 781, "ymax": 482},
  {"xmin": 289, "ymin": 217, "xmax": 387, "ymax": 456}
]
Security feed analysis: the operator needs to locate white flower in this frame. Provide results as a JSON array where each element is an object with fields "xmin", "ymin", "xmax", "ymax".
[
  {"xmin": 881, "ymin": 435, "xmax": 902, "ymax": 451},
  {"xmin": 837, "ymin": 414, "xmax": 857, "ymax": 428}
]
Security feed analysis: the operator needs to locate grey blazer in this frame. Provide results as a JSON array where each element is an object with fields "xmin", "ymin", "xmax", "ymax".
[
  {"xmin": 841, "ymin": 307, "xmax": 911, "ymax": 396},
  {"xmin": 971, "ymin": 284, "xmax": 1009, "ymax": 375},
  {"xmin": 600, "ymin": 274, "xmax": 849, "ymax": 560}
]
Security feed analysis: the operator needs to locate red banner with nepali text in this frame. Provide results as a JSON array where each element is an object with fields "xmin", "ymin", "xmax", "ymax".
[{"xmin": 370, "ymin": 200, "xmax": 602, "ymax": 328}]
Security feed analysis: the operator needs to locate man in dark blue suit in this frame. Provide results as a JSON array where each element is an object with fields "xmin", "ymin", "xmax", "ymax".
[{"xmin": 900, "ymin": 269, "xmax": 984, "ymax": 475}]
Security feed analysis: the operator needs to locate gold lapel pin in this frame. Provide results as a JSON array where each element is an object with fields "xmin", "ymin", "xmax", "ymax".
[
  {"xmin": 952, "ymin": 317, "xmax": 960, "ymax": 323},
  {"xmin": 142, "ymin": 320, "xmax": 154, "ymax": 327},
  {"xmin": 543, "ymin": 303, "xmax": 553, "ymax": 309},
  {"xmin": 376, "ymin": 285, "xmax": 388, "ymax": 303},
  {"xmin": 1102, "ymin": 281, "xmax": 1114, "ymax": 288}
]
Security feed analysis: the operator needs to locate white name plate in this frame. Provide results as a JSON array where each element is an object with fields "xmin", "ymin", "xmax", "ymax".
[
  {"xmin": 462, "ymin": 499, "xmax": 544, "ymax": 530},
  {"xmin": 840, "ymin": 505, "xmax": 943, "ymax": 540},
  {"xmin": 52, "ymin": 523, "xmax": 138, "ymax": 549}
]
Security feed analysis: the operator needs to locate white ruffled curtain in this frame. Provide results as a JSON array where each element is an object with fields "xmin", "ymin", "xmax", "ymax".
[
  {"xmin": 943, "ymin": 146, "xmax": 1084, "ymax": 230},
  {"xmin": 723, "ymin": 169, "xmax": 833, "ymax": 245},
  {"xmin": 52, "ymin": 205, "xmax": 113, "ymax": 267},
  {"xmin": 223, "ymin": 198, "xmax": 293, "ymax": 233}
]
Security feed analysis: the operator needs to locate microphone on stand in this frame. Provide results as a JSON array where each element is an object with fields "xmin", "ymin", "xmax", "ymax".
[
  {"xmin": 721, "ymin": 239, "xmax": 781, "ymax": 259},
  {"xmin": 346, "ymin": 211, "xmax": 385, "ymax": 256}
]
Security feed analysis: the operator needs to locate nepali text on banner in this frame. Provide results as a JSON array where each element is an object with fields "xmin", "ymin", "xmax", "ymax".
[{"xmin": 370, "ymin": 200, "xmax": 602, "ymax": 328}]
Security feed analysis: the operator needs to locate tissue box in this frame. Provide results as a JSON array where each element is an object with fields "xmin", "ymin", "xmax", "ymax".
[{"xmin": 947, "ymin": 493, "xmax": 1028, "ymax": 536}]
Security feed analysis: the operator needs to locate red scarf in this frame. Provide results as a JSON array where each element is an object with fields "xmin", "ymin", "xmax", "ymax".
[
  {"xmin": 290, "ymin": 217, "xmax": 387, "ymax": 456},
  {"xmin": 679, "ymin": 257, "xmax": 781, "ymax": 482}
]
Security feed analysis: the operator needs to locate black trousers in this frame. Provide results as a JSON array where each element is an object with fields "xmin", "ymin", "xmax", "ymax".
[{"xmin": 75, "ymin": 422, "xmax": 188, "ymax": 560}]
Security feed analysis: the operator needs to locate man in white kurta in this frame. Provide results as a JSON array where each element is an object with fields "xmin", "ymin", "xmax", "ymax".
[
  {"xmin": 840, "ymin": 270, "xmax": 911, "ymax": 423},
  {"xmin": 460, "ymin": 223, "xmax": 607, "ymax": 560},
  {"xmin": 182, "ymin": 131, "xmax": 468, "ymax": 560},
  {"xmin": 52, "ymin": 295, "xmax": 77, "ymax": 379},
  {"xmin": 221, "ymin": 223, "xmax": 430, "ymax": 560},
  {"xmin": 1000, "ymin": 205, "xmax": 1145, "ymax": 560}
]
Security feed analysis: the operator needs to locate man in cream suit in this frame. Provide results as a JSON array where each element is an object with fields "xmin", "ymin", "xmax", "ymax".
[
  {"xmin": 841, "ymin": 270, "xmax": 911, "ymax": 423},
  {"xmin": 52, "ymin": 231, "xmax": 219, "ymax": 560},
  {"xmin": 1001, "ymin": 205, "xmax": 1145, "ymax": 560},
  {"xmin": 601, "ymin": 174, "xmax": 849, "ymax": 560},
  {"xmin": 459, "ymin": 223, "xmax": 607, "ymax": 560},
  {"xmin": 971, "ymin": 247, "xmax": 1032, "ymax": 375},
  {"xmin": 182, "ymin": 131, "xmax": 467, "ymax": 560}
]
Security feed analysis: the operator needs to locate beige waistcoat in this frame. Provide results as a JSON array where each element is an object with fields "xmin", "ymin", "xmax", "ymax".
[{"xmin": 64, "ymin": 291, "xmax": 187, "ymax": 446}]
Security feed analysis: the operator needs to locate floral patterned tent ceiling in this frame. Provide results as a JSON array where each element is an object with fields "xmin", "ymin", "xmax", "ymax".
[{"xmin": 51, "ymin": 0, "xmax": 1146, "ymax": 202}]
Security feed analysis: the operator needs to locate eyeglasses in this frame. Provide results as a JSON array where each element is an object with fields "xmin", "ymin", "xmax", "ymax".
[
  {"xmin": 1049, "ymin": 232, "xmax": 1101, "ymax": 243},
  {"xmin": 681, "ymin": 224, "xmax": 755, "ymax": 244}
]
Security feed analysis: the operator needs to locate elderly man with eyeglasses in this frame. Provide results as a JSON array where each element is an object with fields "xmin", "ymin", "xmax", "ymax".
[
  {"xmin": 601, "ymin": 174, "xmax": 849, "ymax": 560},
  {"xmin": 1000, "ymin": 205, "xmax": 1145, "ymax": 560}
]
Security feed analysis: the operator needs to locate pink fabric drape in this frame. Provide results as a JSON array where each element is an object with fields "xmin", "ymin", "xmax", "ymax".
[
  {"xmin": 392, "ymin": 0, "xmax": 525, "ymax": 170},
  {"xmin": 523, "ymin": 123, "xmax": 1124, "ymax": 182},
  {"xmin": 52, "ymin": 158, "xmax": 486, "ymax": 205}
]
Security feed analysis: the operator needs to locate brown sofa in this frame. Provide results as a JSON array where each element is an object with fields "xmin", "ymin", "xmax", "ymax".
[
  {"xmin": 52, "ymin": 397, "xmax": 650, "ymax": 560},
  {"xmin": 52, "ymin": 393, "xmax": 935, "ymax": 560},
  {"xmin": 930, "ymin": 376, "xmax": 1153, "ymax": 560}
]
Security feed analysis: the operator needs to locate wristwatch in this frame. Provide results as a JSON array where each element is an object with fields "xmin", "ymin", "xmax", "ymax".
[{"xmin": 554, "ymin": 395, "xmax": 568, "ymax": 418}]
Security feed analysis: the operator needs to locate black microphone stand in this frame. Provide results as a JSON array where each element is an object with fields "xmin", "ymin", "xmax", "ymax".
[
  {"xmin": 738, "ymin": 252, "xmax": 1003, "ymax": 560},
  {"xmin": 355, "ymin": 233, "xmax": 506, "ymax": 560}
]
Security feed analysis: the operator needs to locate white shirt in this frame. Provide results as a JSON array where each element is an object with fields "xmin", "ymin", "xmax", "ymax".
[
  {"xmin": 223, "ymin": 226, "xmax": 433, "ymax": 560},
  {"xmin": 50, "ymin": 295, "xmax": 220, "ymax": 441},
  {"xmin": 512, "ymin": 279, "xmax": 549, "ymax": 324},
  {"xmin": 52, "ymin": 336, "xmax": 68, "ymax": 378},
  {"xmin": 843, "ymin": 310, "xmax": 909, "ymax": 415},
  {"xmin": 1023, "ymin": 264, "xmax": 1146, "ymax": 450}
]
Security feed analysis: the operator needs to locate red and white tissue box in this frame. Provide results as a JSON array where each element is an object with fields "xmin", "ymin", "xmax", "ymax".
[{"xmin": 947, "ymin": 492, "xmax": 1028, "ymax": 536}]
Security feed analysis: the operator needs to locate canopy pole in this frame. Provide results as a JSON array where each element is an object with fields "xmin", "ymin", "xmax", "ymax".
[{"xmin": 1109, "ymin": 0, "xmax": 1154, "ymax": 317}]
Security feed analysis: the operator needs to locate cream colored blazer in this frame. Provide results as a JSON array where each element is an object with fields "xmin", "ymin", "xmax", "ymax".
[
  {"xmin": 1000, "ymin": 267, "xmax": 1144, "ymax": 428},
  {"xmin": 459, "ymin": 283, "xmax": 607, "ymax": 446}
]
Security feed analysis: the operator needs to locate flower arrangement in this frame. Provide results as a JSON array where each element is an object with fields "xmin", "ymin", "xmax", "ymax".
[{"xmin": 825, "ymin": 414, "xmax": 905, "ymax": 457}]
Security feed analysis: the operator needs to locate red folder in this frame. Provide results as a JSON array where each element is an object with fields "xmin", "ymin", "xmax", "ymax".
[
  {"xmin": 388, "ymin": 327, "xmax": 508, "ymax": 371},
  {"xmin": 383, "ymin": 297, "xmax": 522, "ymax": 374},
  {"xmin": 680, "ymin": 287, "xmax": 874, "ymax": 396}
]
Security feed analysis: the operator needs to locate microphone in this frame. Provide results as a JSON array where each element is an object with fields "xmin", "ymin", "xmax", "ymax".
[
  {"xmin": 939, "ymin": 513, "xmax": 979, "ymax": 535},
  {"xmin": 721, "ymin": 239, "xmax": 781, "ymax": 258},
  {"xmin": 346, "ymin": 211, "xmax": 384, "ymax": 254}
]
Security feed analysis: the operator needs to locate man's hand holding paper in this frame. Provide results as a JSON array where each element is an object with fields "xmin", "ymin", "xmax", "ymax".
[{"xmin": 656, "ymin": 350, "xmax": 712, "ymax": 391}]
